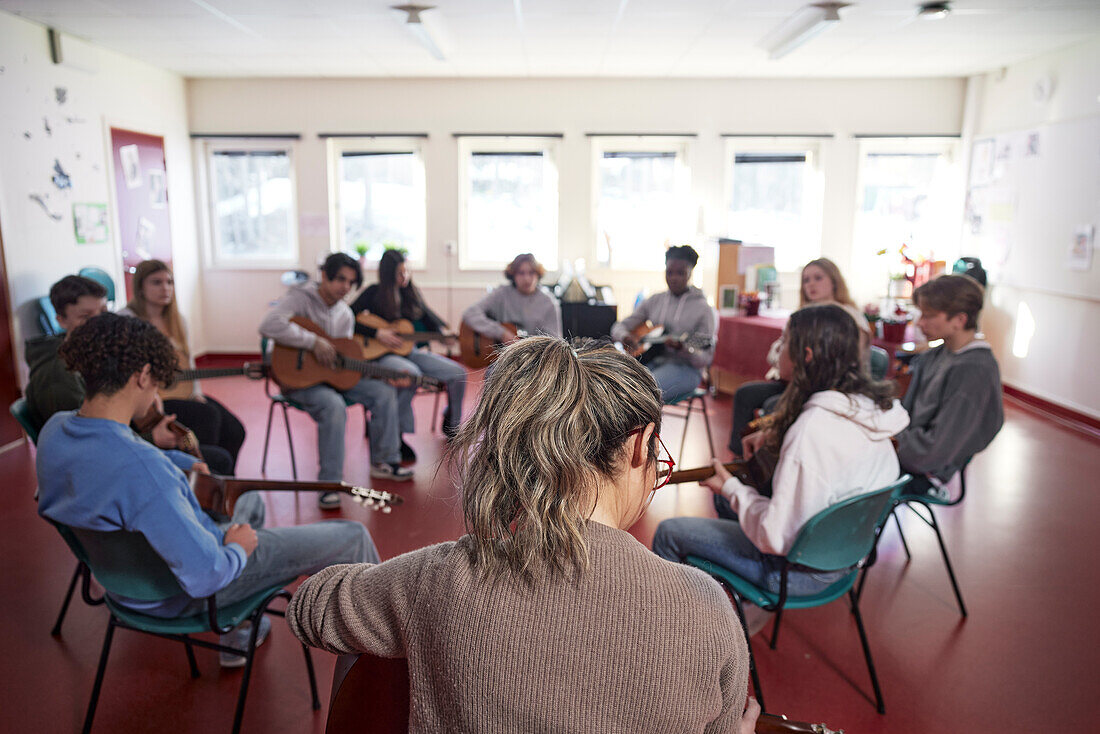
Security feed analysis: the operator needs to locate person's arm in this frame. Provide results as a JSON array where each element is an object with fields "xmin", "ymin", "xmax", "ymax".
[
  {"xmin": 695, "ymin": 573, "xmax": 751, "ymax": 734},
  {"xmin": 727, "ymin": 451, "xmax": 823, "ymax": 557},
  {"xmin": 462, "ymin": 288, "xmax": 509, "ymax": 341},
  {"xmin": 126, "ymin": 469, "xmax": 247, "ymax": 599},
  {"xmin": 258, "ymin": 289, "xmax": 318, "ymax": 350},
  {"xmin": 350, "ymin": 286, "xmax": 380, "ymax": 340},
  {"xmin": 686, "ymin": 305, "xmax": 715, "ymax": 370},
  {"xmin": 163, "ymin": 449, "xmax": 202, "ymax": 473},
  {"xmin": 287, "ymin": 544, "xmax": 448, "ymax": 657},
  {"xmin": 610, "ymin": 296, "xmax": 652, "ymax": 342}
]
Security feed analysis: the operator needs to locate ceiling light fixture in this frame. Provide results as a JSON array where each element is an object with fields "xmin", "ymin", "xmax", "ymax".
[
  {"xmin": 391, "ymin": 4, "xmax": 445, "ymax": 61},
  {"xmin": 760, "ymin": 3, "xmax": 849, "ymax": 60},
  {"xmin": 917, "ymin": 2, "xmax": 951, "ymax": 20}
]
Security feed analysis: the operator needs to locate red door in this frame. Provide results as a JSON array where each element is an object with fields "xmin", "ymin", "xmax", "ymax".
[
  {"xmin": 0, "ymin": 214, "xmax": 24, "ymax": 446},
  {"xmin": 110, "ymin": 127, "xmax": 174, "ymax": 300}
]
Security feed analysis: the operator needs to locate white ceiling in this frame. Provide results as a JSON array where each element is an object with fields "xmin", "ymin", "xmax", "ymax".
[{"xmin": 2, "ymin": 0, "xmax": 1099, "ymax": 79}]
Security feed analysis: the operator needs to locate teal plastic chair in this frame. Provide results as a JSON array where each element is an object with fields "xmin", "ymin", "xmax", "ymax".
[
  {"xmin": 77, "ymin": 267, "xmax": 116, "ymax": 306},
  {"xmin": 37, "ymin": 296, "xmax": 63, "ymax": 336},
  {"xmin": 869, "ymin": 345, "xmax": 890, "ymax": 380},
  {"xmin": 9, "ymin": 397, "xmax": 38, "ymax": 444},
  {"xmin": 687, "ymin": 476, "xmax": 911, "ymax": 714},
  {"xmin": 47, "ymin": 520, "xmax": 319, "ymax": 734}
]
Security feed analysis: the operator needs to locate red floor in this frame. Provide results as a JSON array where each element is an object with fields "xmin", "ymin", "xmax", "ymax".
[{"xmin": 2, "ymin": 372, "xmax": 1099, "ymax": 733}]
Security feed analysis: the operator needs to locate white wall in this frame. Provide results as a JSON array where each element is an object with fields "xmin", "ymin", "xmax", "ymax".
[
  {"xmin": 0, "ymin": 11, "xmax": 199, "ymax": 383},
  {"xmin": 964, "ymin": 38, "xmax": 1100, "ymax": 418},
  {"xmin": 187, "ymin": 76, "xmax": 966, "ymax": 351}
]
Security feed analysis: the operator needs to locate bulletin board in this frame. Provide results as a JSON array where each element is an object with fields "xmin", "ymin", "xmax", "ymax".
[
  {"xmin": 109, "ymin": 127, "xmax": 173, "ymax": 300},
  {"xmin": 962, "ymin": 116, "xmax": 1100, "ymax": 301}
]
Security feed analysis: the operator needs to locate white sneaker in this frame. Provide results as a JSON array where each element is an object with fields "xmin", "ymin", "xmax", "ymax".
[
  {"xmin": 370, "ymin": 462, "xmax": 414, "ymax": 481},
  {"xmin": 219, "ymin": 616, "xmax": 272, "ymax": 668},
  {"xmin": 317, "ymin": 491, "xmax": 341, "ymax": 509}
]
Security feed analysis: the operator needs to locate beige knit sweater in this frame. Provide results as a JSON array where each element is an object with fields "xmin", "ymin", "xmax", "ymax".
[{"xmin": 288, "ymin": 521, "xmax": 749, "ymax": 733}]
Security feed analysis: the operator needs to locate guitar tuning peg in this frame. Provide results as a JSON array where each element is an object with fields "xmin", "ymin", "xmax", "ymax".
[{"xmin": 382, "ymin": 506, "xmax": 392, "ymax": 514}]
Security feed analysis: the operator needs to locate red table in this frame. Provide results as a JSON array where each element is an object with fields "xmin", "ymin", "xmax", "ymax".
[{"xmin": 713, "ymin": 314, "xmax": 787, "ymax": 382}]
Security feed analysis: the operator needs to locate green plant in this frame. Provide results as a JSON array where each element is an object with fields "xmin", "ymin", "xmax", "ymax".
[
  {"xmin": 354, "ymin": 242, "xmax": 369, "ymax": 258},
  {"xmin": 381, "ymin": 241, "xmax": 408, "ymax": 257}
]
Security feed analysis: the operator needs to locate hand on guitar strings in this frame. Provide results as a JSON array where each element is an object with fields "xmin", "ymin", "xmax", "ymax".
[
  {"xmin": 224, "ymin": 523, "xmax": 258, "ymax": 556},
  {"xmin": 375, "ymin": 328, "xmax": 405, "ymax": 351},
  {"xmin": 190, "ymin": 462, "xmax": 210, "ymax": 476},
  {"xmin": 701, "ymin": 459, "xmax": 734, "ymax": 496},
  {"xmin": 313, "ymin": 337, "xmax": 338, "ymax": 368},
  {"xmin": 739, "ymin": 696, "xmax": 761, "ymax": 734},
  {"xmin": 151, "ymin": 413, "xmax": 180, "ymax": 450},
  {"xmin": 740, "ymin": 430, "xmax": 768, "ymax": 461}
]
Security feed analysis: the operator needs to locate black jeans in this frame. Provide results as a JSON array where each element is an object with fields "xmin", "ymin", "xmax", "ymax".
[
  {"xmin": 728, "ymin": 380, "xmax": 786, "ymax": 453},
  {"xmin": 164, "ymin": 396, "xmax": 246, "ymax": 475}
]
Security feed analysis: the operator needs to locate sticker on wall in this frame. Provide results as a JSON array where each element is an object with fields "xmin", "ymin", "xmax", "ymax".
[
  {"xmin": 136, "ymin": 216, "xmax": 156, "ymax": 259},
  {"xmin": 119, "ymin": 144, "xmax": 142, "ymax": 189},
  {"xmin": 43, "ymin": 116, "xmax": 51, "ymax": 136},
  {"xmin": 65, "ymin": 116, "xmax": 87, "ymax": 124},
  {"xmin": 51, "ymin": 159, "xmax": 72, "ymax": 190},
  {"xmin": 29, "ymin": 193, "xmax": 63, "ymax": 221},
  {"xmin": 1068, "ymin": 225, "xmax": 1094, "ymax": 272},
  {"xmin": 73, "ymin": 203, "xmax": 109, "ymax": 245},
  {"xmin": 148, "ymin": 170, "xmax": 167, "ymax": 209},
  {"xmin": 55, "ymin": 86, "xmax": 67, "ymax": 104}
]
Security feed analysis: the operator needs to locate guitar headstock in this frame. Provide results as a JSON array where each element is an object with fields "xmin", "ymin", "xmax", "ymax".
[
  {"xmin": 242, "ymin": 362, "xmax": 268, "ymax": 380},
  {"xmin": 347, "ymin": 485, "xmax": 405, "ymax": 513}
]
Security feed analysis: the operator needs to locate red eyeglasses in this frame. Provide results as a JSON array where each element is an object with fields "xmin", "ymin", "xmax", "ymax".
[{"xmin": 627, "ymin": 427, "xmax": 675, "ymax": 491}]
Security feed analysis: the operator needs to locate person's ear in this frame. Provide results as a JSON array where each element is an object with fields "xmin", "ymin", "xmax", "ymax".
[
  {"xmin": 135, "ymin": 363, "xmax": 154, "ymax": 390},
  {"xmin": 631, "ymin": 423, "xmax": 656, "ymax": 469},
  {"xmin": 804, "ymin": 346, "xmax": 814, "ymax": 364}
]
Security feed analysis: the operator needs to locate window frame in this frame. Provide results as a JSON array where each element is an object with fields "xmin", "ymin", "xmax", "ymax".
[
  {"xmin": 201, "ymin": 138, "xmax": 299, "ymax": 271},
  {"xmin": 457, "ymin": 136, "xmax": 561, "ymax": 272},
  {"xmin": 327, "ymin": 136, "xmax": 428, "ymax": 271},
  {"xmin": 590, "ymin": 136, "xmax": 694, "ymax": 273},
  {"xmin": 723, "ymin": 137, "xmax": 825, "ymax": 274}
]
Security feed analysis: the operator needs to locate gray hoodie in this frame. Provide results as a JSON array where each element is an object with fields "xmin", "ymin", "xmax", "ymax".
[
  {"xmin": 259, "ymin": 282, "xmax": 354, "ymax": 349},
  {"xmin": 462, "ymin": 284, "xmax": 562, "ymax": 340},
  {"xmin": 895, "ymin": 340, "xmax": 1004, "ymax": 482},
  {"xmin": 611, "ymin": 286, "xmax": 715, "ymax": 370}
]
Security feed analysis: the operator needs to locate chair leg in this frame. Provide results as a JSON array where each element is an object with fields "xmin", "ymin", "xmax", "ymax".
[
  {"xmin": 82, "ymin": 617, "xmax": 117, "ymax": 734},
  {"xmin": 261, "ymin": 400, "xmax": 277, "ymax": 476},
  {"xmin": 432, "ymin": 390, "xmax": 442, "ymax": 433},
  {"xmin": 893, "ymin": 511, "xmax": 911, "ymax": 561},
  {"xmin": 730, "ymin": 594, "xmax": 765, "ymax": 712},
  {"xmin": 927, "ymin": 506, "xmax": 968, "ymax": 617},
  {"xmin": 769, "ymin": 607, "xmax": 783, "ymax": 650},
  {"xmin": 281, "ymin": 404, "xmax": 298, "ymax": 481},
  {"xmin": 700, "ymin": 397, "xmax": 716, "ymax": 460},
  {"xmin": 301, "ymin": 643, "xmax": 321, "ymax": 710},
  {"xmin": 231, "ymin": 617, "xmax": 264, "ymax": 734},
  {"xmin": 848, "ymin": 590, "xmax": 885, "ymax": 714},
  {"xmin": 182, "ymin": 635, "xmax": 201, "ymax": 678},
  {"xmin": 677, "ymin": 404, "xmax": 692, "ymax": 466},
  {"xmin": 51, "ymin": 562, "xmax": 83, "ymax": 636}
]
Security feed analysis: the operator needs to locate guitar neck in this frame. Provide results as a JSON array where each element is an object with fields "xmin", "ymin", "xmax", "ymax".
[
  {"xmin": 399, "ymin": 332, "xmax": 452, "ymax": 342},
  {"xmin": 338, "ymin": 355, "xmax": 443, "ymax": 389},
  {"xmin": 175, "ymin": 366, "xmax": 248, "ymax": 381}
]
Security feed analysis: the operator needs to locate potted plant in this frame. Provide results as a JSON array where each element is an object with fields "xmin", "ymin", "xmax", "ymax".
[
  {"xmin": 881, "ymin": 305, "xmax": 910, "ymax": 342},
  {"xmin": 739, "ymin": 291, "xmax": 761, "ymax": 317},
  {"xmin": 354, "ymin": 242, "xmax": 369, "ymax": 265}
]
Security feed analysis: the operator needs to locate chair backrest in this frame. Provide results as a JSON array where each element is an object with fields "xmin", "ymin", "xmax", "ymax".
[
  {"xmin": 10, "ymin": 398, "xmax": 39, "ymax": 444},
  {"xmin": 77, "ymin": 267, "xmax": 116, "ymax": 305},
  {"xmin": 786, "ymin": 476, "xmax": 911, "ymax": 572},
  {"xmin": 36, "ymin": 296, "xmax": 63, "ymax": 336},
  {"xmin": 48, "ymin": 520, "xmax": 184, "ymax": 602},
  {"xmin": 869, "ymin": 345, "xmax": 890, "ymax": 381}
]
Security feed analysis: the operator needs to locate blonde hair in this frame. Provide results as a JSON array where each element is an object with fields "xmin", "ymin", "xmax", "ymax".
[
  {"xmin": 799, "ymin": 257, "xmax": 855, "ymax": 309},
  {"xmin": 449, "ymin": 337, "xmax": 663, "ymax": 583},
  {"xmin": 125, "ymin": 260, "xmax": 188, "ymax": 360}
]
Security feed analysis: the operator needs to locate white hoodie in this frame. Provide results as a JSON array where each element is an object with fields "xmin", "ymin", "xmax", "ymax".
[{"xmin": 723, "ymin": 391, "xmax": 910, "ymax": 556}]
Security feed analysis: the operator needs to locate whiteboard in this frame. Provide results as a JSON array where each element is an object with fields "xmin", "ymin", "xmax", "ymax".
[{"xmin": 961, "ymin": 116, "xmax": 1100, "ymax": 301}]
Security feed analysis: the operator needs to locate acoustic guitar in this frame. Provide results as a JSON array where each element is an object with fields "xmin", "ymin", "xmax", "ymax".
[
  {"xmin": 160, "ymin": 362, "xmax": 266, "ymax": 400},
  {"xmin": 663, "ymin": 452, "xmax": 778, "ymax": 497},
  {"xmin": 623, "ymin": 321, "xmax": 713, "ymax": 365},
  {"xmin": 324, "ymin": 653, "xmax": 842, "ymax": 734},
  {"xmin": 132, "ymin": 404, "xmax": 204, "ymax": 460},
  {"xmin": 270, "ymin": 317, "xmax": 444, "ymax": 392},
  {"xmin": 354, "ymin": 313, "xmax": 456, "ymax": 361},
  {"xmin": 188, "ymin": 473, "xmax": 402, "ymax": 519},
  {"xmin": 457, "ymin": 320, "xmax": 524, "ymax": 370}
]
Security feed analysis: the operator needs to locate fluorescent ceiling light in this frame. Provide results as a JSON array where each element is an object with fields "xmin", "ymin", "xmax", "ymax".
[
  {"xmin": 392, "ymin": 4, "xmax": 445, "ymax": 61},
  {"xmin": 760, "ymin": 3, "xmax": 849, "ymax": 60}
]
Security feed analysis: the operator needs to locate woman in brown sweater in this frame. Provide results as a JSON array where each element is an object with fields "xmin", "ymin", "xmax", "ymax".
[{"xmin": 288, "ymin": 336, "xmax": 756, "ymax": 733}]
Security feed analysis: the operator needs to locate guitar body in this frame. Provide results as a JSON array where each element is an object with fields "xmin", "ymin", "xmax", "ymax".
[
  {"xmin": 271, "ymin": 317, "xmax": 374, "ymax": 392},
  {"xmin": 458, "ymin": 320, "xmax": 519, "ymax": 370},
  {"xmin": 323, "ymin": 653, "xmax": 839, "ymax": 734},
  {"xmin": 160, "ymin": 379, "xmax": 194, "ymax": 401},
  {"xmin": 355, "ymin": 313, "xmax": 417, "ymax": 360}
]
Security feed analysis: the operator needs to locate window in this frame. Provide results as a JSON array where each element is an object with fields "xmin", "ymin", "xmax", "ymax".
[
  {"xmin": 726, "ymin": 141, "xmax": 823, "ymax": 272},
  {"xmin": 594, "ymin": 139, "xmax": 693, "ymax": 271},
  {"xmin": 331, "ymin": 138, "xmax": 426, "ymax": 266},
  {"xmin": 204, "ymin": 141, "xmax": 297, "ymax": 267},
  {"xmin": 458, "ymin": 137, "xmax": 559, "ymax": 270}
]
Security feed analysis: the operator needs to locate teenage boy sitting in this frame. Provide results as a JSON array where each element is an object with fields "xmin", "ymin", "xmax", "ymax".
[
  {"xmin": 36, "ymin": 313, "xmax": 377, "ymax": 665},
  {"xmin": 895, "ymin": 274, "xmax": 1004, "ymax": 494}
]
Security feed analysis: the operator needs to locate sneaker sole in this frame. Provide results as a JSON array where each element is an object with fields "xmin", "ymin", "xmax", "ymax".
[
  {"xmin": 219, "ymin": 622, "xmax": 271, "ymax": 668},
  {"xmin": 370, "ymin": 468, "xmax": 414, "ymax": 481}
]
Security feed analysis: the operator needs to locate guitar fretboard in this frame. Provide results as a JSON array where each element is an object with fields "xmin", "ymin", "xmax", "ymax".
[
  {"xmin": 336, "ymin": 355, "xmax": 444, "ymax": 390},
  {"xmin": 175, "ymin": 367, "xmax": 250, "ymax": 381}
]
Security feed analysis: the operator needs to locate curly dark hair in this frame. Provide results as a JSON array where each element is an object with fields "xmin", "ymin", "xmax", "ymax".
[
  {"xmin": 59, "ymin": 313, "xmax": 179, "ymax": 398},
  {"xmin": 665, "ymin": 245, "xmax": 699, "ymax": 267},
  {"xmin": 767, "ymin": 304, "xmax": 895, "ymax": 452},
  {"xmin": 322, "ymin": 252, "xmax": 363, "ymax": 287}
]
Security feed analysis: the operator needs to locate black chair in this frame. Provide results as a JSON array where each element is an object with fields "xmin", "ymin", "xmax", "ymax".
[{"xmin": 48, "ymin": 520, "xmax": 319, "ymax": 734}]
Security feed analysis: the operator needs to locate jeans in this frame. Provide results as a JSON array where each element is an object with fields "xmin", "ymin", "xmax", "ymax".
[
  {"xmin": 174, "ymin": 492, "xmax": 379, "ymax": 616},
  {"xmin": 287, "ymin": 377, "xmax": 400, "ymax": 479},
  {"xmin": 373, "ymin": 351, "xmax": 467, "ymax": 433},
  {"xmin": 728, "ymin": 381, "xmax": 786, "ymax": 453},
  {"xmin": 647, "ymin": 356, "xmax": 703, "ymax": 403},
  {"xmin": 652, "ymin": 516, "xmax": 845, "ymax": 597}
]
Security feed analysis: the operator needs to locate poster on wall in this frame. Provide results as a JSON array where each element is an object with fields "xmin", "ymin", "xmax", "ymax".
[
  {"xmin": 1068, "ymin": 225, "xmax": 1094, "ymax": 272},
  {"xmin": 73, "ymin": 203, "xmax": 109, "ymax": 244},
  {"xmin": 110, "ymin": 127, "xmax": 173, "ymax": 299}
]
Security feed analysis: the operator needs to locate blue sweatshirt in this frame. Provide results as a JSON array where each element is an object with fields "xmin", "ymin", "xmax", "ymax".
[{"xmin": 36, "ymin": 411, "xmax": 248, "ymax": 617}]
